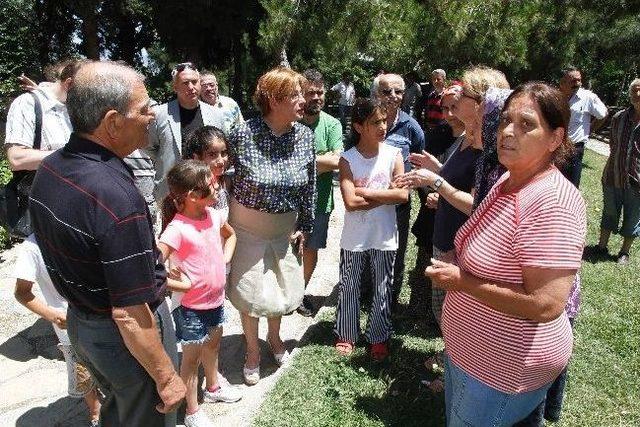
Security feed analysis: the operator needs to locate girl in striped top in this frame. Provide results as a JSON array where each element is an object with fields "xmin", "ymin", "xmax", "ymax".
[{"xmin": 426, "ymin": 82, "xmax": 586, "ymax": 426}]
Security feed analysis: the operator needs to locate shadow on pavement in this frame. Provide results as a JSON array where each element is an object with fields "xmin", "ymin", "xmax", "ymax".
[
  {"xmin": 216, "ymin": 333, "xmax": 299, "ymax": 386},
  {"xmin": 0, "ymin": 318, "xmax": 61, "ymax": 362},
  {"xmin": 16, "ymin": 396, "xmax": 88, "ymax": 427}
]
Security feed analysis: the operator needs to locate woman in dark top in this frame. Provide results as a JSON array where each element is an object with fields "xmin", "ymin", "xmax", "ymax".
[{"xmin": 227, "ymin": 67, "xmax": 316, "ymax": 386}]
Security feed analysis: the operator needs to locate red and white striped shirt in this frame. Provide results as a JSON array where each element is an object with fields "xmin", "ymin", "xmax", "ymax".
[{"xmin": 443, "ymin": 168, "xmax": 586, "ymax": 393}]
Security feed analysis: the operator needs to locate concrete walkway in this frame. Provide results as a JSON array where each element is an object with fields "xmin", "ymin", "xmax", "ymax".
[{"xmin": 0, "ymin": 190, "xmax": 345, "ymax": 427}]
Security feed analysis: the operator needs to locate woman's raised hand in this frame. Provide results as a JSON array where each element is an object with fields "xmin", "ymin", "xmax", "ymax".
[
  {"xmin": 393, "ymin": 168, "xmax": 440, "ymax": 189},
  {"xmin": 408, "ymin": 150, "xmax": 442, "ymax": 172}
]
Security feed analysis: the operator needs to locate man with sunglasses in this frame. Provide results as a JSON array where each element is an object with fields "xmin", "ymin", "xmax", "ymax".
[
  {"xmin": 375, "ymin": 73, "xmax": 425, "ymax": 310},
  {"xmin": 146, "ymin": 62, "xmax": 225, "ymax": 202}
]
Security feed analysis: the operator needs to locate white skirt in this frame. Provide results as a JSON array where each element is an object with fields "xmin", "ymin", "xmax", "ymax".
[{"xmin": 227, "ymin": 199, "xmax": 304, "ymax": 318}]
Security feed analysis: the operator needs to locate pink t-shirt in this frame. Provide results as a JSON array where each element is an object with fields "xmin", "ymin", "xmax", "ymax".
[
  {"xmin": 443, "ymin": 168, "xmax": 586, "ymax": 394},
  {"xmin": 159, "ymin": 207, "xmax": 226, "ymax": 310}
]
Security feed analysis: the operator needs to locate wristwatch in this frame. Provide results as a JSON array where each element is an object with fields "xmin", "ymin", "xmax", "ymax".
[{"xmin": 432, "ymin": 177, "xmax": 444, "ymax": 192}]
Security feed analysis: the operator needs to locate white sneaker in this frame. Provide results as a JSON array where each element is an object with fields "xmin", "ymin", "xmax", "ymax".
[
  {"xmin": 203, "ymin": 384, "xmax": 242, "ymax": 403},
  {"xmin": 243, "ymin": 364, "xmax": 260, "ymax": 385},
  {"xmin": 184, "ymin": 408, "xmax": 216, "ymax": 427}
]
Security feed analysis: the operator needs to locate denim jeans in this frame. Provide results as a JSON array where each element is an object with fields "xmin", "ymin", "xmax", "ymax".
[
  {"xmin": 444, "ymin": 355, "xmax": 551, "ymax": 427},
  {"xmin": 561, "ymin": 141, "xmax": 585, "ymax": 188},
  {"xmin": 67, "ymin": 301, "xmax": 178, "ymax": 427}
]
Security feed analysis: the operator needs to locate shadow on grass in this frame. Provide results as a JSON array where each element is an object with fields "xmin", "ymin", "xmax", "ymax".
[{"xmin": 294, "ymin": 314, "xmax": 446, "ymax": 426}]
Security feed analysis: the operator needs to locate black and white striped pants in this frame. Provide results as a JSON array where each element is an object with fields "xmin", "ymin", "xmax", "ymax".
[{"xmin": 334, "ymin": 249, "xmax": 396, "ymax": 344}]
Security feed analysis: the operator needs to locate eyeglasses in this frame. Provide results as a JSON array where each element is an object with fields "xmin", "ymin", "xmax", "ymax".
[
  {"xmin": 171, "ymin": 62, "xmax": 198, "ymax": 78},
  {"xmin": 288, "ymin": 91, "xmax": 304, "ymax": 100},
  {"xmin": 381, "ymin": 88, "xmax": 405, "ymax": 96}
]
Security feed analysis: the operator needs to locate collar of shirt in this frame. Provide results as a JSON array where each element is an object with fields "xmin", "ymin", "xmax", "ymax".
[
  {"xmin": 64, "ymin": 133, "xmax": 135, "ymax": 181},
  {"xmin": 259, "ymin": 116, "xmax": 296, "ymax": 139},
  {"xmin": 570, "ymin": 87, "xmax": 588, "ymax": 103},
  {"xmin": 36, "ymin": 82, "xmax": 65, "ymax": 112},
  {"xmin": 388, "ymin": 109, "xmax": 409, "ymax": 134}
]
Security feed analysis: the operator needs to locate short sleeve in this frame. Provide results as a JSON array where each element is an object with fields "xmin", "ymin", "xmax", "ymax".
[
  {"xmin": 514, "ymin": 203, "xmax": 586, "ymax": 270},
  {"xmin": 159, "ymin": 221, "xmax": 183, "ymax": 253},
  {"xmin": 327, "ymin": 119, "xmax": 344, "ymax": 152},
  {"xmin": 410, "ymin": 120, "xmax": 426, "ymax": 153},
  {"xmin": 13, "ymin": 240, "xmax": 40, "ymax": 282},
  {"xmin": 99, "ymin": 213, "xmax": 163, "ymax": 307},
  {"xmin": 4, "ymin": 93, "xmax": 36, "ymax": 148}
]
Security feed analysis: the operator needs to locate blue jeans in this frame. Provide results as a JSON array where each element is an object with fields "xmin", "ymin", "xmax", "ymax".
[
  {"xmin": 444, "ymin": 355, "xmax": 551, "ymax": 426},
  {"xmin": 561, "ymin": 140, "xmax": 585, "ymax": 188}
]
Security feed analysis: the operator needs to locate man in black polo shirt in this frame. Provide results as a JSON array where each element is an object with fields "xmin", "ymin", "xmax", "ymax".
[{"xmin": 30, "ymin": 61, "xmax": 185, "ymax": 427}]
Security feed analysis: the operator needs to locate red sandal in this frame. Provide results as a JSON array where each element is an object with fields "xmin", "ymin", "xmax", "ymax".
[
  {"xmin": 335, "ymin": 339, "xmax": 354, "ymax": 356},
  {"xmin": 370, "ymin": 342, "xmax": 389, "ymax": 362}
]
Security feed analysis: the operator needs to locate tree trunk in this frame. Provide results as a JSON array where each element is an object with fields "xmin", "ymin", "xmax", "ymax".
[
  {"xmin": 231, "ymin": 38, "xmax": 244, "ymax": 109},
  {"xmin": 279, "ymin": 44, "xmax": 290, "ymax": 68},
  {"xmin": 74, "ymin": 0, "xmax": 100, "ymax": 59}
]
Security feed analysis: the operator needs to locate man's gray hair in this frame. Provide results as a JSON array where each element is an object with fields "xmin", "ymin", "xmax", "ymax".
[
  {"xmin": 629, "ymin": 78, "xmax": 640, "ymax": 94},
  {"xmin": 375, "ymin": 73, "xmax": 405, "ymax": 97},
  {"xmin": 67, "ymin": 61, "xmax": 145, "ymax": 134},
  {"xmin": 432, "ymin": 69, "xmax": 446, "ymax": 79}
]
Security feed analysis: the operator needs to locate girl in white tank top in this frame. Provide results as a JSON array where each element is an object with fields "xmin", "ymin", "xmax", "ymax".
[{"xmin": 334, "ymin": 98, "xmax": 409, "ymax": 361}]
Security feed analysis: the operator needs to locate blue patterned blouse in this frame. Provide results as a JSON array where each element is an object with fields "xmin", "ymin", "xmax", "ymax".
[{"xmin": 228, "ymin": 117, "xmax": 316, "ymax": 232}]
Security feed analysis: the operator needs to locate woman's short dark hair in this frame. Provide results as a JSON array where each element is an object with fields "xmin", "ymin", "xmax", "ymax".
[{"xmin": 502, "ymin": 81, "xmax": 573, "ymax": 167}]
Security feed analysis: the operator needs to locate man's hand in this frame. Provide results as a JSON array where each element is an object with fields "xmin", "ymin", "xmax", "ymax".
[
  {"xmin": 18, "ymin": 74, "xmax": 38, "ymax": 92},
  {"xmin": 112, "ymin": 304, "xmax": 186, "ymax": 414},
  {"xmin": 155, "ymin": 372, "xmax": 186, "ymax": 414},
  {"xmin": 46, "ymin": 309, "xmax": 67, "ymax": 329}
]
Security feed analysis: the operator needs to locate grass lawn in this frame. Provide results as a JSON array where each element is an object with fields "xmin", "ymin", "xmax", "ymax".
[{"xmin": 253, "ymin": 149, "xmax": 639, "ymax": 427}]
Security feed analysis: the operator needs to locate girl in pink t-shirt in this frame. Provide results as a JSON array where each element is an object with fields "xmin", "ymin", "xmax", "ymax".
[{"xmin": 158, "ymin": 160, "xmax": 239, "ymax": 426}]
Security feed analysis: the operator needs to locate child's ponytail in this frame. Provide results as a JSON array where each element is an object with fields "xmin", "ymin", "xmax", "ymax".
[{"xmin": 160, "ymin": 160, "xmax": 214, "ymax": 232}]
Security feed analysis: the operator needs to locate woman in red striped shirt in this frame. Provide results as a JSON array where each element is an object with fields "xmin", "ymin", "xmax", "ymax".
[{"xmin": 426, "ymin": 82, "xmax": 586, "ymax": 426}]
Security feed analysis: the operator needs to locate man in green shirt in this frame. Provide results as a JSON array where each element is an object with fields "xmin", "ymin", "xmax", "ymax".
[{"xmin": 298, "ymin": 69, "xmax": 343, "ymax": 316}]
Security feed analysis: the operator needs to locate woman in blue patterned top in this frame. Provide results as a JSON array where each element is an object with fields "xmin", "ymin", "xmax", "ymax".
[{"xmin": 227, "ymin": 67, "xmax": 316, "ymax": 385}]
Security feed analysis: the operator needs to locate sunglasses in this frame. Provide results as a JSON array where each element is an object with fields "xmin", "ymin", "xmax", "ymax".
[
  {"xmin": 381, "ymin": 88, "xmax": 405, "ymax": 96},
  {"xmin": 171, "ymin": 62, "xmax": 198, "ymax": 78}
]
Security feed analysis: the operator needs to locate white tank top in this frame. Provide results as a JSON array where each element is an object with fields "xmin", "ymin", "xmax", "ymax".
[{"xmin": 340, "ymin": 143, "xmax": 399, "ymax": 251}]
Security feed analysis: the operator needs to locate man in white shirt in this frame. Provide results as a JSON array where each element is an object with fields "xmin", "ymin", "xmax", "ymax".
[
  {"xmin": 559, "ymin": 67, "xmax": 608, "ymax": 187},
  {"xmin": 199, "ymin": 71, "xmax": 244, "ymax": 133},
  {"xmin": 331, "ymin": 72, "xmax": 356, "ymax": 129},
  {"xmin": 4, "ymin": 60, "xmax": 82, "ymax": 170}
]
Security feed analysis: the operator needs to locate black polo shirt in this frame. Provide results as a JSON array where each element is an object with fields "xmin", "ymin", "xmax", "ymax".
[{"xmin": 29, "ymin": 133, "xmax": 166, "ymax": 314}]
